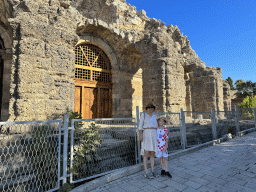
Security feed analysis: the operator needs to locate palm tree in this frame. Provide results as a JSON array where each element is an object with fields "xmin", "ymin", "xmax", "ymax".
[{"xmin": 235, "ymin": 80, "xmax": 256, "ymax": 98}]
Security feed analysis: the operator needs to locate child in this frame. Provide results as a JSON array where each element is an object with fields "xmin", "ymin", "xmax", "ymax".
[{"xmin": 156, "ymin": 116, "xmax": 172, "ymax": 178}]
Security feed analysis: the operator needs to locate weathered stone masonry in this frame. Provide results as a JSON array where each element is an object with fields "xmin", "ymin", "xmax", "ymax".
[{"xmin": 0, "ymin": 0, "xmax": 231, "ymax": 121}]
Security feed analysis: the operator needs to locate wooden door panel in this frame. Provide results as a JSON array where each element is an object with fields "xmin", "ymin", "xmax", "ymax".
[
  {"xmin": 83, "ymin": 88, "xmax": 93, "ymax": 119},
  {"xmin": 100, "ymin": 88, "xmax": 110, "ymax": 118},
  {"xmin": 82, "ymin": 88, "xmax": 98, "ymax": 119},
  {"xmin": 74, "ymin": 86, "xmax": 81, "ymax": 114},
  {"xmin": 74, "ymin": 85, "xmax": 111, "ymax": 119}
]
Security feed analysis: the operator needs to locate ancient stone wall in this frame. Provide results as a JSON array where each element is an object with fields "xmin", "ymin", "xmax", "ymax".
[
  {"xmin": 223, "ymin": 80, "xmax": 231, "ymax": 111},
  {"xmin": 5, "ymin": 0, "xmax": 80, "ymax": 121},
  {"xmin": 0, "ymin": 0, "xmax": 232, "ymax": 121}
]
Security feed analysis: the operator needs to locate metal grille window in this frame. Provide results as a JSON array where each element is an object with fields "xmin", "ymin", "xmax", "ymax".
[
  {"xmin": 75, "ymin": 68, "xmax": 91, "ymax": 80},
  {"xmin": 92, "ymin": 71, "xmax": 110, "ymax": 82},
  {"xmin": 74, "ymin": 44, "xmax": 111, "ymax": 82}
]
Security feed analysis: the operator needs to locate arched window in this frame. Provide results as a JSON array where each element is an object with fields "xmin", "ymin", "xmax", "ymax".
[{"xmin": 74, "ymin": 43, "xmax": 112, "ymax": 118}]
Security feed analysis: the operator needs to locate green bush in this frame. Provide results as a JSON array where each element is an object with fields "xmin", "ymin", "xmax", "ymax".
[
  {"xmin": 242, "ymin": 111, "xmax": 254, "ymax": 120},
  {"xmin": 69, "ymin": 112, "xmax": 102, "ymax": 178},
  {"xmin": 238, "ymin": 96, "xmax": 256, "ymax": 108},
  {"xmin": 58, "ymin": 183, "xmax": 73, "ymax": 192},
  {"xmin": 238, "ymin": 96, "xmax": 256, "ymax": 120}
]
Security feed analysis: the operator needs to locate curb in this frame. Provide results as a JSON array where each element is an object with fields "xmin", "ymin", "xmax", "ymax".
[{"xmin": 71, "ymin": 128, "xmax": 256, "ymax": 192}]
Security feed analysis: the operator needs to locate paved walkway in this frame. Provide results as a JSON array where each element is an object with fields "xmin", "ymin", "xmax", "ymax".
[{"xmin": 90, "ymin": 131, "xmax": 256, "ymax": 192}]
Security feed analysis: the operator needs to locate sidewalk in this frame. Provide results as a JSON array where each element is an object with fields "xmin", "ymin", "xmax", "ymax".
[{"xmin": 74, "ymin": 130, "xmax": 256, "ymax": 192}]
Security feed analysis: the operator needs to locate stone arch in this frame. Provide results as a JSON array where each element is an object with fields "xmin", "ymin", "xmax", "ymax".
[
  {"xmin": 75, "ymin": 33, "xmax": 143, "ymax": 118},
  {"xmin": 0, "ymin": 25, "xmax": 12, "ymax": 121},
  {"xmin": 73, "ymin": 35, "xmax": 116, "ymax": 118},
  {"xmin": 76, "ymin": 35, "xmax": 118, "ymax": 70},
  {"xmin": 73, "ymin": 40, "xmax": 113, "ymax": 118}
]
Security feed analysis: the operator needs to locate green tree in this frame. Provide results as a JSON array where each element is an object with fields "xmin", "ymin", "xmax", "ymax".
[
  {"xmin": 226, "ymin": 77, "xmax": 235, "ymax": 90},
  {"xmin": 235, "ymin": 79, "xmax": 256, "ymax": 98},
  {"xmin": 238, "ymin": 96, "xmax": 256, "ymax": 108},
  {"xmin": 238, "ymin": 96, "xmax": 256, "ymax": 120}
]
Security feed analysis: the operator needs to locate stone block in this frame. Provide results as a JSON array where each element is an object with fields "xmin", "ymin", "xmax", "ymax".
[
  {"xmin": 15, "ymin": 38, "xmax": 45, "ymax": 57},
  {"xmin": 45, "ymin": 43, "xmax": 74, "ymax": 60}
]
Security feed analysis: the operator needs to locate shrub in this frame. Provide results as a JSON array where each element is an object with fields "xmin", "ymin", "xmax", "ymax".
[
  {"xmin": 58, "ymin": 183, "xmax": 73, "ymax": 192},
  {"xmin": 241, "ymin": 111, "xmax": 254, "ymax": 120},
  {"xmin": 238, "ymin": 96, "xmax": 256, "ymax": 120},
  {"xmin": 69, "ymin": 112, "xmax": 102, "ymax": 178},
  {"xmin": 238, "ymin": 96, "xmax": 256, "ymax": 108}
]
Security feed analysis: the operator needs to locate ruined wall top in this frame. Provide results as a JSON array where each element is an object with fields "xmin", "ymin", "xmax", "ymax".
[{"xmin": 3, "ymin": 0, "xmax": 223, "ymax": 79}]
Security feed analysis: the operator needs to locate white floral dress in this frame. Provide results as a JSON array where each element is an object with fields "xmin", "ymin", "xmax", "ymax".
[{"xmin": 138, "ymin": 113, "xmax": 158, "ymax": 155}]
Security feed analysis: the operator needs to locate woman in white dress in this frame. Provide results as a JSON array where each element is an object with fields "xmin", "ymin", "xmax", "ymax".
[{"xmin": 138, "ymin": 103, "xmax": 159, "ymax": 179}]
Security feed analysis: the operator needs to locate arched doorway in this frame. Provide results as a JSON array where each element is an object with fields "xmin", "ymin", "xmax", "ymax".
[{"xmin": 74, "ymin": 43, "xmax": 112, "ymax": 119}]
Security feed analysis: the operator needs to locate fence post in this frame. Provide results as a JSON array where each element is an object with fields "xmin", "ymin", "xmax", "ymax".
[
  {"xmin": 211, "ymin": 109, "xmax": 217, "ymax": 140},
  {"xmin": 254, "ymin": 107, "xmax": 256, "ymax": 128},
  {"xmin": 62, "ymin": 114, "xmax": 69, "ymax": 185},
  {"xmin": 235, "ymin": 105, "xmax": 240, "ymax": 136},
  {"xmin": 136, "ymin": 106, "xmax": 141, "ymax": 164},
  {"xmin": 180, "ymin": 108, "xmax": 186, "ymax": 150}
]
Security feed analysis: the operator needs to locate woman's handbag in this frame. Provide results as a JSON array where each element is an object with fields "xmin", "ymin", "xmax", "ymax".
[{"xmin": 137, "ymin": 113, "xmax": 145, "ymax": 141}]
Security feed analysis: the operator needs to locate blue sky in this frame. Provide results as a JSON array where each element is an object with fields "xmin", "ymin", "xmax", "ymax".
[{"xmin": 126, "ymin": 0, "xmax": 256, "ymax": 85}]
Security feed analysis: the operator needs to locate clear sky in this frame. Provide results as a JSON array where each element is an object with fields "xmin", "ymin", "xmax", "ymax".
[{"xmin": 126, "ymin": 0, "xmax": 256, "ymax": 85}]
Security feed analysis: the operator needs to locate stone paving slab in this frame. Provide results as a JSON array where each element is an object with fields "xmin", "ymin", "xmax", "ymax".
[{"xmin": 72, "ymin": 128, "xmax": 256, "ymax": 192}]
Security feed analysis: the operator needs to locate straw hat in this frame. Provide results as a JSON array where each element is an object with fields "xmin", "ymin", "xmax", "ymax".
[{"xmin": 157, "ymin": 116, "xmax": 167, "ymax": 123}]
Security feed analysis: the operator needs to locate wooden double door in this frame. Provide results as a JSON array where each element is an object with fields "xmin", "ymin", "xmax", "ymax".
[
  {"xmin": 74, "ymin": 85, "xmax": 112, "ymax": 119},
  {"xmin": 73, "ymin": 43, "xmax": 112, "ymax": 119}
]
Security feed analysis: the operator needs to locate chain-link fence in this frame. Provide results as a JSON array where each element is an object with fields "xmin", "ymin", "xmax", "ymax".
[
  {"xmin": 215, "ymin": 111, "xmax": 236, "ymax": 139},
  {"xmin": 183, "ymin": 111, "xmax": 212, "ymax": 148},
  {"xmin": 70, "ymin": 118, "xmax": 137, "ymax": 184},
  {"xmin": 0, "ymin": 120, "xmax": 61, "ymax": 192},
  {"xmin": 1, "ymin": 107, "xmax": 255, "ymax": 191}
]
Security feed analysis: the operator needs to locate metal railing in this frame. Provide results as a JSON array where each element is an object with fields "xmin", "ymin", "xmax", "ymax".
[
  {"xmin": 70, "ymin": 117, "xmax": 137, "ymax": 184},
  {"xmin": 182, "ymin": 111, "xmax": 212, "ymax": 148},
  {"xmin": 180, "ymin": 107, "xmax": 256, "ymax": 149},
  {"xmin": 0, "ymin": 120, "xmax": 61, "ymax": 192},
  {"xmin": 238, "ymin": 107, "xmax": 256, "ymax": 131},
  {"xmin": 0, "ymin": 106, "xmax": 255, "ymax": 191}
]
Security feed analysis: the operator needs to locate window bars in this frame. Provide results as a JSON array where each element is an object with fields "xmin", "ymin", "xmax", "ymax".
[{"xmin": 74, "ymin": 44, "xmax": 111, "ymax": 83}]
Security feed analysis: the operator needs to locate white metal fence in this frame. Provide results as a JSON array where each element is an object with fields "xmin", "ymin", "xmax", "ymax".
[
  {"xmin": 179, "ymin": 107, "xmax": 256, "ymax": 149},
  {"xmin": 0, "ymin": 106, "xmax": 255, "ymax": 191},
  {"xmin": 70, "ymin": 118, "xmax": 137, "ymax": 184},
  {"xmin": 0, "ymin": 120, "xmax": 61, "ymax": 192}
]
